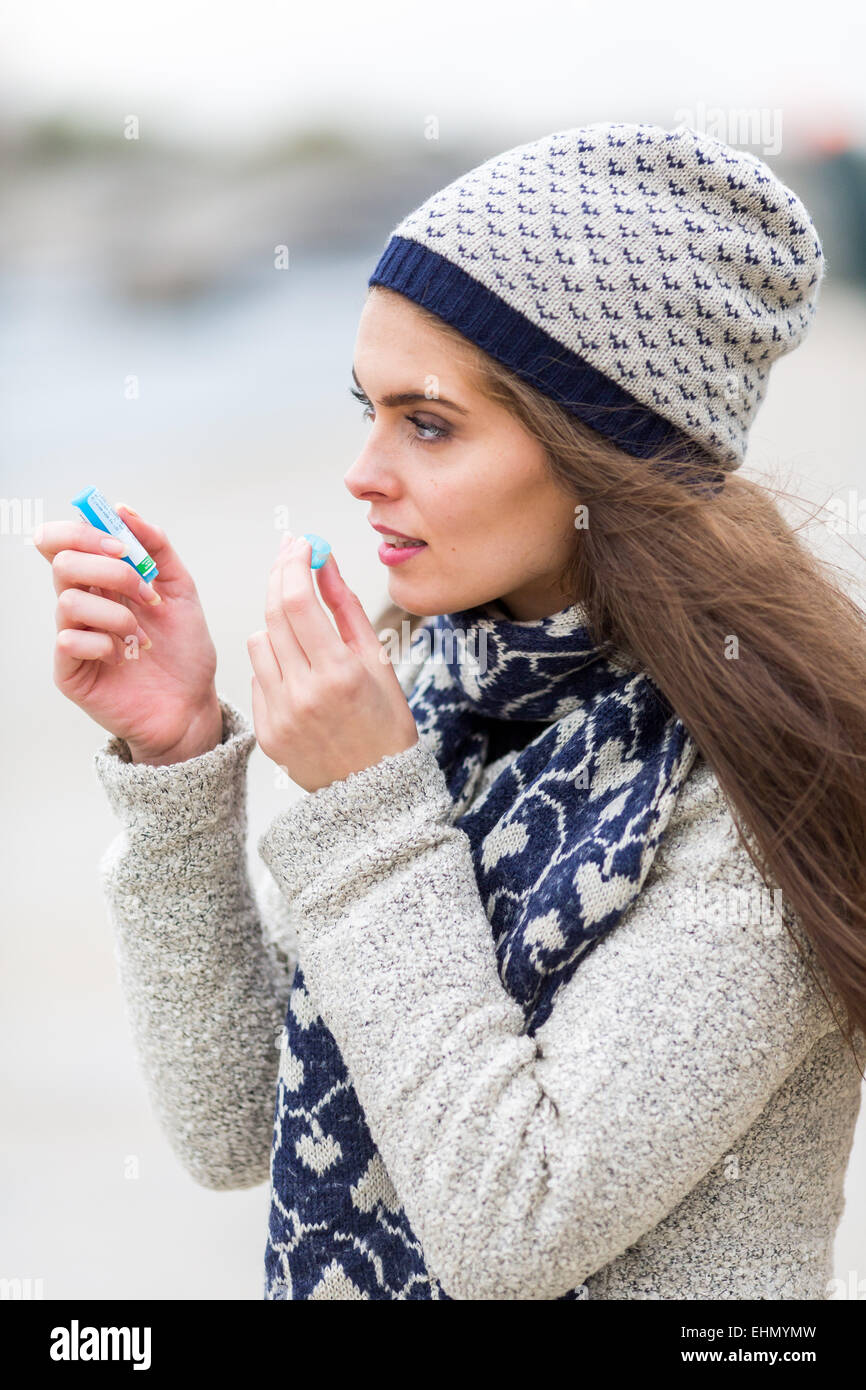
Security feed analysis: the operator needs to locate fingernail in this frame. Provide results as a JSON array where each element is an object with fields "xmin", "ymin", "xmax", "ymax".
[
  {"xmin": 116, "ymin": 502, "xmax": 140, "ymax": 518},
  {"xmin": 100, "ymin": 535, "xmax": 126, "ymax": 555},
  {"xmin": 138, "ymin": 580, "xmax": 162, "ymax": 604},
  {"xmin": 135, "ymin": 626, "xmax": 152, "ymax": 651},
  {"xmin": 32, "ymin": 524, "xmax": 44, "ymax": 546}
]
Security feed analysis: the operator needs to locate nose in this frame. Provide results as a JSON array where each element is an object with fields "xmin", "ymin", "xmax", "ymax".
[{"xmin": 343, "ymin": 436, "xmax": 403, "ymax": 503}]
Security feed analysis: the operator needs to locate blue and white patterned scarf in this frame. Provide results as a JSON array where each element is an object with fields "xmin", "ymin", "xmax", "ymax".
[{"xmin": 264, "ymin": 600, "xmax": 698, "ymax": 1300}]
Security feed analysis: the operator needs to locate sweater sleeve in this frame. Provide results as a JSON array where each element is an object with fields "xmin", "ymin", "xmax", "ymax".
[
  {"xmin": 93, "ymin": 693, "xmax": 297, "ymax": 1191},
  {"xmin": 256, "ymin": 735, "xmax": 841, "ymax": 1300}
]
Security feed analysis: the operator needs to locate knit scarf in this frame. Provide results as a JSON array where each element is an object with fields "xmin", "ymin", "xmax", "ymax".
[{"xmin": 263, "ymin": 600, "xmax": 698, "ymax": 1300}]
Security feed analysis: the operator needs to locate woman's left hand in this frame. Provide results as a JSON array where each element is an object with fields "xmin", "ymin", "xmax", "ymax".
[{"xmin": 247, "ymin": 533, "xmax": 419, "ymax": 793}]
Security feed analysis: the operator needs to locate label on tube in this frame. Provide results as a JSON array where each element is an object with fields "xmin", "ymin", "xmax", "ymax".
[{"xmin": 70, "ymin": 486, "xmax": 158, "ymax": 582}]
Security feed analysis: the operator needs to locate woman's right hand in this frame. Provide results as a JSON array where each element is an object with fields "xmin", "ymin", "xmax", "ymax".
[{"xmin": 34, "ymin": 503, "xmax": 224, "ymax": 765}]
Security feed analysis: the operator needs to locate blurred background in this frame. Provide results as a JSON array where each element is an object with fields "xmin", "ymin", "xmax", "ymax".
[{"xmin": 2, "ymin": 0, "xmax": 865, "ymax": 1300}]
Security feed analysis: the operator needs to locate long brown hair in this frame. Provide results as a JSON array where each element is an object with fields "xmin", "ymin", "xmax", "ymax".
[{"xmin": 370, "ymin": 286, "xmax": 866, "ymax": 1075}]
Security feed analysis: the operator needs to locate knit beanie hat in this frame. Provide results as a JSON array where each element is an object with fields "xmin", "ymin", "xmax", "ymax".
[{"xmin": 367, "ymin": 121, "xmax": 825, "ymax": 476}]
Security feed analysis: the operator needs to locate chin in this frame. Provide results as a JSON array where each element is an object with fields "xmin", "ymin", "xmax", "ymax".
[
  {"xmin": 391, "ymin": 598, "xmax": 446, "ymax": 619},
  {"xmin": 386, "ymin": 581, "xmax": 450, "ymax": 616},
  {"xmin": 388, "ymin": 570, "xmax": 502, "ymax": 618}
]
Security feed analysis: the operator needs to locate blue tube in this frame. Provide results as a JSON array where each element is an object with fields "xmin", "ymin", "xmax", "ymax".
[{"xmin": 70, "ymin": 486, "xmax": 159, "ymax": 581}]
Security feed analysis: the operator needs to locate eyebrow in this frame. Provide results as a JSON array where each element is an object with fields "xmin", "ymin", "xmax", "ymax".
[{"xmin": 351, "ymin": 365, "xmax": 469, "ymax": 416}]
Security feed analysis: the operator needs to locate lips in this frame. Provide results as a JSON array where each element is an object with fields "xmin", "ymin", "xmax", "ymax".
[
  {"xmin": 370, "ymin": 522, "xmax": 425, "ymax": 544},
  {"xmin": 377, "ymin": 538, "xmax": 428, "ymax": 567}
]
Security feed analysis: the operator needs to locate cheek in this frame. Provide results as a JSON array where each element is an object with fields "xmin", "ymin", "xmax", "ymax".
[
  {"xmin": 433, "ymin": 450, "xmax": 527, "ymax": 530},
  {"xmin": 417, "ymin": 434, "xmax": 551, "ymax": 555}
]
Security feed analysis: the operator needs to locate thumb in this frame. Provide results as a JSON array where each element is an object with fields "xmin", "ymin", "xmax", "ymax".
[
  {"xmin": 113, "ymin": 502, "xmax": 192, "ymax": 588},
  {"xmin": 314, "ymin": 551, "xmax": 383, "ymax": 663}
]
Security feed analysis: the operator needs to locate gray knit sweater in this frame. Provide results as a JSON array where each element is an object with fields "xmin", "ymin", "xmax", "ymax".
[{"xmin": 92, "ymin": 660, "xmax": 863, "ymax": 1300}]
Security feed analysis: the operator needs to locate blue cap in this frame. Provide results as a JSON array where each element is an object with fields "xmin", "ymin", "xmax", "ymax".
[{"xmin": 302, "ymin": 534, "xmax": 331, "ymax": 570}]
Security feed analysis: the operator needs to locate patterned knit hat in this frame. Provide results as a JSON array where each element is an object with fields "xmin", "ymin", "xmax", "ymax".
[{"xmin": 368, "ymin": 121, "xmax": 825, "ymax": 475}]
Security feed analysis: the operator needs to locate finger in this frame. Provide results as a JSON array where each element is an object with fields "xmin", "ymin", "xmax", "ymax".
[
  {"xmin": 313, "ymin": 550, "xmax": 384, "ymax": 664},
  {"xmin": 250, "ymin": 672, "xmax": 269, "ymax": 742},
  {"xmin": 280, "ymin": 536, "xmax": 344, "ymax": 670},
  {"xmin": 55, "ymin": 629, "xmax": 124, "ymax": 682},
  {"xmin": 264, "ymin": 549, "xmax": 308, "ymax": 681},
  {"xmin": 246, "ymin": 629, "xmax": 283, "ymax": 704},
  {"xmin": 110, "ymin": 503, "xmax": 189, "ymax": 590},
  {"xmin": 56, "ymin": 588, "xmax": 151, "ymax": 648},
  {"xmin": 34, "ymin": 519, "xmax": 132, "ymax": 565},
  {"xmin": 35, "ymin": 514, "xmax": 164, "ymax": 601},
  {"xmin": 33, "ymin": 508, "xmax": 184, "ymax": 593},
  {"xmin": 51, "ymin": 548, "xmax": 164, "ymax": 608}
]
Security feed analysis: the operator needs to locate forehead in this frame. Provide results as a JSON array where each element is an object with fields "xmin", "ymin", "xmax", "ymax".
[
  {"xmin": 357, "ymin": 287, "xmax": 442, "ymax": 345},
  {"xmin": 355, "ymin": 290, "xmax": 482, "ymax": 395}
]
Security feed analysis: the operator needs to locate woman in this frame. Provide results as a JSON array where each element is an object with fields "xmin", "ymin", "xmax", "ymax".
[{"xmin": 35, "ymin": 121, "xmax": 866, "ymax": 1300}]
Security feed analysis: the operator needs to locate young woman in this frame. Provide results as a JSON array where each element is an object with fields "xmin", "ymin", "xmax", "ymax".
[{"xmin": 36, "ymin": 122, "xmax": 866, "ymax": 1300}]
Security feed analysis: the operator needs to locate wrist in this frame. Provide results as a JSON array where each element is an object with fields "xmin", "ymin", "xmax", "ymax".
[
  {"xmin": 128, "ymin": 694, "xmax": 224, "ymax": 766},
  {"xmin": 94, "ymin": 693, "xmax": 259, "ymax": 845}
]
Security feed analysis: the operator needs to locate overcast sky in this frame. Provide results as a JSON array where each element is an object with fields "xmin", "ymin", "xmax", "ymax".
[{"xmin": 1, "ymin": 0, "xmax": 863, "ymax": 152}]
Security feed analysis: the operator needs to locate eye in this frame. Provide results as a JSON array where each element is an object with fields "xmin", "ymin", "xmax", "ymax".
[
  {"xmin": 410, "ymin": 417, "xmax": 449, "ymax": 446},
  {"xmin": 350, "ymin": 385, "xmax": 374, "ymax": 421},
  {"xmin": 349, "ymin": 386, "xmax": 450, "ymax": 446}
]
